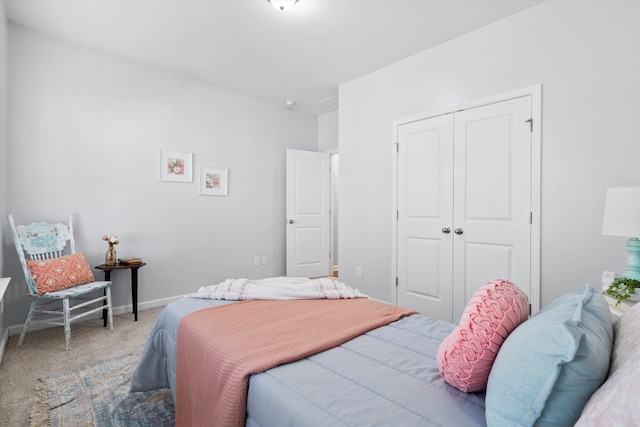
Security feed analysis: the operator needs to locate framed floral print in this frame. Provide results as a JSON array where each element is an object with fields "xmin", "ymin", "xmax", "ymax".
[
  {"xmin": 160, "ymin": 150, "xmax": 193, "ymax": 183},
  {"xmin": 200, "ymin": 166, "xmax": 228, "ymax": 196}
]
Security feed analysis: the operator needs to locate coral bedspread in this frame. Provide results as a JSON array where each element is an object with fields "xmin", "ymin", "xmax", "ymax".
[{"xmin": 175, "ymin": 298, "xmax": 416, "ymax": 427}]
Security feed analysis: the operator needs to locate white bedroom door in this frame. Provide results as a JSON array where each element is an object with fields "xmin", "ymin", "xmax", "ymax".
[
  {"xmin": 395, "ymin": 94, "xmax": 535, "ymax": 323},
  {"xmin": 286, "ymin": 149, "xmax": 331, "ymax": 278}
]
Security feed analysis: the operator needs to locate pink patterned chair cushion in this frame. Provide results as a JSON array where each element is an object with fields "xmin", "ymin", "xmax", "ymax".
[
  {"xmin": 27, "ymin": 253, "xmax": 95, "ymax": 295},
  {"xmin": 574, "ymin": 302, "xmax": 640, "ymax": 426},
  {"xmin": 437, "ymin": 279, "xmax": 529, "ymax": 392}
]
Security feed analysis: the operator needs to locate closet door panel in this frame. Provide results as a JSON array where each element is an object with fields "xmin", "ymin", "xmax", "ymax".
[
  {"xmin": 465, "ymin": 242, "xmax": 513, "ymax": 298},
  {"xmin": 452, "ymin": 96, "xmax": 532, "ymax": 321},
  {"xmin": 405, "ymin": 237, "xmax": 440, "ymax": 298},
  {"xmin": 465, "ymin": 115, "xmax": 512, "ymax": 220},
  {"xmin": 397, "ymin": 115, "xmax": 454, "ymax": 321}
]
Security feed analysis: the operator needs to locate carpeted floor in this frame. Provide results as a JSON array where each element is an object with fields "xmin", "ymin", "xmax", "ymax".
[{"xmin": 0, "ymin": 306, "xmax": 165, "ymax": 426}]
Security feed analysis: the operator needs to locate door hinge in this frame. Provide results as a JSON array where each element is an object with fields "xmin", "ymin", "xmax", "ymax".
[
  {"xmin": 529, "ymin": 304, "xmax": 532, "ymax": 315},
  {"xmin": 530, "ymin": 211, "xmax": 533, "ymax": 224},
  {"xmin": 397, "ymin": 210, "xmax": 399, "ymax": 220},
  {"xmin": 395, "ymin": 277, "xmax": 399, "ymax": 288},
  {"xmin": 525, "ymin": 118, "xmax": 533, "ymax": 133},
  {"xmin": 395, "ymin": 143, "xmax": 399, "ymax": 153}
]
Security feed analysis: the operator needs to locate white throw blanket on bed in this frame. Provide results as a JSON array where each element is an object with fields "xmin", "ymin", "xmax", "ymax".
[{"xmin": 186, "ymin": 277, "xmax": 367, "ymax": 300}]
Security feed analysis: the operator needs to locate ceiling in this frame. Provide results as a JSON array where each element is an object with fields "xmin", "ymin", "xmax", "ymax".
[{"xmin": 4, "ymin": 0, "xmax": 542, "ymax": 115}]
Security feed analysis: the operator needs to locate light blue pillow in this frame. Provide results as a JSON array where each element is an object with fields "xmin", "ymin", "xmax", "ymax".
[{"xmin": 485, "ymin": 285, "xmax": 613, "ymax": 427}]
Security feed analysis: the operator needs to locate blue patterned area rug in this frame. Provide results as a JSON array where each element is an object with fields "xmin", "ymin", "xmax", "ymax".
[{"xmin": 30, "ymin": 353, "xmax": 174, "ymax": 427}]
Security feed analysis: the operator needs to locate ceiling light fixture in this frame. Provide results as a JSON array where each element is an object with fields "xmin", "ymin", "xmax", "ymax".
[{"xmin": 268, "ymin": 0, "xmax": 299, "ymax": 12}]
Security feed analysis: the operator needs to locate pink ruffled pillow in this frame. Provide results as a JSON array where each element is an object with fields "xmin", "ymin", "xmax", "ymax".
[{"xmin": 437, "ymin": 279, "xmax": 529, "ymax": 392}]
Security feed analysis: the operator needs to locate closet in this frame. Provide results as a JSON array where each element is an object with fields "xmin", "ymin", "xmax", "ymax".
[{"xmin": 393, "ymin": 90, "xmax": 540, "ymax": 323}]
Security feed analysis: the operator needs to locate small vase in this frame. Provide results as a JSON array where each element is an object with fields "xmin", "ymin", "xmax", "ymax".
[{"xmin": 105, "ymin": 246, "xmax": 117, "ymax": 266}]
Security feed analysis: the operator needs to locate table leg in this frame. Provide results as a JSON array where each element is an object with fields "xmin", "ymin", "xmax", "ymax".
[
  {"xmin": 131, "ymin": 268, "xmax": 139, "ymax": 321},
  {"xmin": 103, "ymin": 271, "xmax": 111, "ymax": 327}
]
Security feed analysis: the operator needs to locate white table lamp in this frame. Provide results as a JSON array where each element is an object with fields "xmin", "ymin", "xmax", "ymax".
[{"xmin": 602, "ymin": 187, "xmax": 640, "ymax": 281}]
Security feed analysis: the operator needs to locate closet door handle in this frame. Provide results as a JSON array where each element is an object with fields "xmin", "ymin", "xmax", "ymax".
[
  {"xmin": 454, "ymin": 228, "xmax": 464, "ymax": 235},
  {"xmin": 441, "ymin": 227, "xmax": 451, "ymax": 234}
]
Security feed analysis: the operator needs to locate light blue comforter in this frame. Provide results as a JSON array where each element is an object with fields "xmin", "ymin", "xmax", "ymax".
[{"xmin": 131, "ymin": 298, "xmax": 486, "ymax": 426}]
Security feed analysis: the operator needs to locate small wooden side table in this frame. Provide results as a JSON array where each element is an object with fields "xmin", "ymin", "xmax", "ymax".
[{"xmin": 95, "ymin": 262, "xmax": 146, "ymax": 325}]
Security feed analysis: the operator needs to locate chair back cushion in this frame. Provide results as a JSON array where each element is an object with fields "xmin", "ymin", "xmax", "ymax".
[{"xmin": 27, "ymin": 253, "xmax": 95, "ymax": 295}]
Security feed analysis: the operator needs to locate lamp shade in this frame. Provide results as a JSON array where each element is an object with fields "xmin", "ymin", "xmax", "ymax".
[{"xmin": 602, "ymin": 187, "xmax": 640, "ymax": 237}]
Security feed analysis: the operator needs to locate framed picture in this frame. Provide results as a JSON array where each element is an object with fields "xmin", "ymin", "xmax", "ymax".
[
  {"xmin": 160, "ymin": 150, "xmax": 193, "ymax": 183},
  {"xmin": 200, "ymin": 166, "xmax": 228, "ymax": 196}
]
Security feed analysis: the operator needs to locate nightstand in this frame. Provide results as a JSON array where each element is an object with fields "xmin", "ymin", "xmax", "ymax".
[
  {"xmin": 95, "ymin": 262, "xmax": 146, "ymax": 323},
  {"xmin": 603, "ymin": 294, "xmax": 637, "ymax": 320}
]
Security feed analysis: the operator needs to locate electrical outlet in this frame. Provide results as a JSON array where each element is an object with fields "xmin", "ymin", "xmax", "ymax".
[
  {"xmin": 261, "ymin": 256, "xmax": 267, "ymax": 265},
  {"xmin": 356, "ymin": 267, "xmax": 362, "ymax": 278},
  {"xmin": 253, "ymin": 256, "xmax": 260, "ymax": 266}
]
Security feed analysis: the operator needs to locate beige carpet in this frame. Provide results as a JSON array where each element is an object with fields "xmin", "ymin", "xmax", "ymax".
[{"xmin": 0, "ymin": 306, "xmax": 165, "ymax": 426}]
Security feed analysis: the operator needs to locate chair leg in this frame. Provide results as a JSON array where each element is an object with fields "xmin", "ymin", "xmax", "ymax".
[
  {"xmin": 106, "ymin": 287, "xmax": 114, "ymax": 330},
  {"xmin": 17, "ymin": 298, "xmax": 38, "ymax": 347},
  {"xmin": 63, "ymin": 298, "xmax": 71, "ymax": 351}
]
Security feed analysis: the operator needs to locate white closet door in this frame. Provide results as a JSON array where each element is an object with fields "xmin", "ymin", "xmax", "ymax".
[
  {"xmin": 396, "ymin": 114, "xmax": 454, "ymax": 319},
  {"xmin": 452, "ymin": 96, "xmax": 532, "ymax": 321}
]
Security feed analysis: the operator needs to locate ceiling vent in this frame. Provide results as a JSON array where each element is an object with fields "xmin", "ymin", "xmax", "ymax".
[{"xmin": 317, "ymin": 97, "xmax": 337, "ymax": 107}]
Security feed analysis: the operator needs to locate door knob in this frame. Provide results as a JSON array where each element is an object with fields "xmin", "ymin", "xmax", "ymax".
[
  {"xmin": 441, "ymin": 227, "xmax": 451, "ymax": 234},
  {"xmin": 288, "ymin": 219, "xmax": 295, "ymax": 224},
  {"xmin": 454, "ymin": 228, "xmax": 464, "ymax": 235}
]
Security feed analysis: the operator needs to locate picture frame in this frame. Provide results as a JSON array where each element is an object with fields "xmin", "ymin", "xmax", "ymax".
[
  {"xmin": 199, "ymin": 166, "xmax": 228, "ymax": 196},
  {"xmin": 160, "ymin": 150, "xmax": 193, "ymax": 183}
]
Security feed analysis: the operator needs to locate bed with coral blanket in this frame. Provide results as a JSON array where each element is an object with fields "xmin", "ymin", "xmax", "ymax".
[
  {"xmin": 131, "ymin": 278, "xmax": 486, "ymax": 426},
  {"xmin": 131, "ymin": 278, "xmax": 640, "ymax": 427}
]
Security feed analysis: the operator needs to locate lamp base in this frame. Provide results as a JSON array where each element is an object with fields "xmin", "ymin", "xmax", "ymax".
[{"xmin": 622, "ymin": 237, "xmax": 640, "ymax": 282}]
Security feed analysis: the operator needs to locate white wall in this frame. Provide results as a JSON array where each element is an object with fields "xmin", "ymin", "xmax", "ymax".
[
  {"xmin": 2, "ymin": 25, "xmax": 318, "ymax": 327},
  {"xmin": 318, "ymin": 110, "xmax": 338, "ymax": 152},
  {"xmin": 339, "ymin": 1, "xmax": 640, "ymax": 308}
]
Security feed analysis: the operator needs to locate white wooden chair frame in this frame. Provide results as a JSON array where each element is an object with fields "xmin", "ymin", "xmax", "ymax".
[{"xmin": 8, "ymin": 214, "xmax": 113, "ymax": 351}]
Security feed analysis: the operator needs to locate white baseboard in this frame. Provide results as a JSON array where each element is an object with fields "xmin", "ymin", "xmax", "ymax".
[
  {"xmin": 111, "ymin": 294, "xmax": 184, "ymax": 317},
  {"xmin": 7, "ymin": 294, "xmax": 186, "ymax": 337},
  {"xmin": 0, "ymin": 327, "xmax": 8, "ymax": 366}
]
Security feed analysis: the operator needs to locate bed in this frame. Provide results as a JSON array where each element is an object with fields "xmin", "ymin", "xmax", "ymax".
[{"xmin": 130, "ymin": 278, "xmax": 640, "ymax": 427}]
